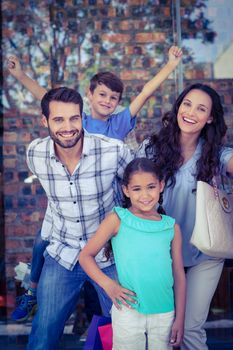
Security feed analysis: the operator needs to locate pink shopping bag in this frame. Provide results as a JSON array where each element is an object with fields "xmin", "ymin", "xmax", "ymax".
[
  {"xmin": 98, "ymin": 323, "xmax": 113, "ymax": 350},
  {"xmin": 84, "ymin": 315, "xmax": 111, "ymax": 350}
]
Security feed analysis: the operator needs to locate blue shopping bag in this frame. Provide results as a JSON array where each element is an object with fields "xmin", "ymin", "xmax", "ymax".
[{"xmin": 83, "ymin": 315, "xmax": 111, "ymax": 350}]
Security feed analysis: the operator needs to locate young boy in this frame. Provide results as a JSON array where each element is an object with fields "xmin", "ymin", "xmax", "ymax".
[
  {"xmin": 7, "ymin": 46, "xmax": 182, "ymax": 143},
  {"xmin": 7, "ymin": 46, "xmax": 182, "ymax": 322}
]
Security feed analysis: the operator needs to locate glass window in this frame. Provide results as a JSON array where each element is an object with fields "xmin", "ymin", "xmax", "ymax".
[{"xmin": 181, "ymin": 0, "xmax": 233, "ymax": 79}]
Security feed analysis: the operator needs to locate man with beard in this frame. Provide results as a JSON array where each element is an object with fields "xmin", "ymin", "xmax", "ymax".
[{"xmin": 26, "ymin": 87, "xmax": 133, "ymax": 349}]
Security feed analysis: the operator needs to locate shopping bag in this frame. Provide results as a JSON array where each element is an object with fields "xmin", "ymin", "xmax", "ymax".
[
  {"xmin": 83, "ymin": 315, "xmax": 111, "ymax": 350},
  {"xmin": 98, "ymin": 323, "xmax": 113, "ymax": 350}
]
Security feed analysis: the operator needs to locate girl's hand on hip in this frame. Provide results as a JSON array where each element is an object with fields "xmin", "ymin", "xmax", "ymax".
[{"xmin": 104, "ymin": 280, "xmax": 137, "ymax": 310}]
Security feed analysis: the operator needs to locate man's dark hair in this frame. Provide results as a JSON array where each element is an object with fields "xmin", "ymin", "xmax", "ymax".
[{"xmin": 41, "ymin": 87, "xmax": 83, "ymax": 119}]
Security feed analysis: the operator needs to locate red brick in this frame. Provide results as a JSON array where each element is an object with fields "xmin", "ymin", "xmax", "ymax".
[
  {"xmin": 224, "ymin": 94, "xmax": 232, "ymax": 104},
  {"xmin": 4, "ymin": 225, "xmax": 25, "ymax": 237},
  {"xmin": 135, "ymin": 32, "xmax": 166, "ymax": 43},
  {"xmin": 94, "ymin": 21, "xmax": 101, "ymax": 31},
  {"xmin": 2, "ymin": 1, "xmax": 17, "ymax": 11},
  {"xmin": 133, "ymin": 20, "xmax": 148, "ymax": 30},
  {"xmin": 5, "ymin": 222, "xmax": 40, "ymax": 237},
  {"xmin": 4, "ymin": 183, "xmax": 19, "ymax": 195},
  {"xmin": 4, "ymin": 212, "xmax": 17, "ymax": 223},
  {"xmin": 119, "ymin": 21, "xmax": 130, "ymax": 31},
  {"xmin": 3, "ymin": 145, "xmax": 17, "ymax": 156},
  {"xmin": 20, "ymin": 211, "xmax": 41, "ymax": 223},
  {"xmin": 3, "ymin": 110, "xmax": 18, "ymax": 118},
  {"xmin": 124, "ymin": 45, "xmax": 145, "ymax": 55},
  {"xmin": 20, "ymin": 132, "xmax": 32, "ymax": 143},
  {"xmin": 180, "ymin": 7, "xmax": 185, "ymax": 17},
  {"xmin": 93, "ymin": 45, "xmax": 100, "ymax": 54},
  {"xmin": 27, "ymin": 27, "xmax": 33, "ymax": 37},
  {"xmin": 5, "ymin": 265, "xmax": 15, "ymax": 278},
  {"xmin": 38, "ymin": 197, "xmax": 48, "ymax": 209},
  {"xmin": 195, "ymin": 70, "xmax": 205, "ymax": 79},
  {"xmin": 3, "ymin": 132, "xmax": 17, "ymax": 142},
  {"xmin": 134, "ymin": 58, "xmax": 143, "ymax": 68},
  {"xmin": 2, "ymin": 28, "xmax": 14, "ymax": 36},
  {"xmin": 107, "ymin": 7, "xmax": 116, "ymax": 17},
  {"xmin": 128, "ymin": 0, "xmax": 145, "ymax": 4},
  {"xmin": 163, "ymin": 7, "xmax": 170, "ymax": 16},
  {"xmin": 64, "ymin": 47, "xmax": 71, "ymax": 55},
  {"xmin": 120, "ymin": 70, "xmax": 150, "ymax": 80},
  {"xmin": 6, "ymin": 294, "xmax": 16, "ymax": 310},
  {"xmin": 124, "ymin": 46, "xmax": 134, "ymax": 55},
  {"xmin": 4, "ymin": 158, "xmax": 17, "ymax": 168},
  {"xmin": 71, "ymin": 34, "xmax": 77, "ymax": 44},
  {"xmin": 5, "ymin": 252, "xmax": 32, "ymax": 265},
  {"xmin": 5, "ymin": 239, "xmax": 23, "ymax": 250},
  {"xmin": 102, "ymin": 33, "xmax": 131, "ymax": 43}
]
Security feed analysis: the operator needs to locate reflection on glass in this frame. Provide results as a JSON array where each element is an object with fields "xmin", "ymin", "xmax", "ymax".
[{"xmin": 181, "ymin": 0, "xmax": 233, "ymax": 79}]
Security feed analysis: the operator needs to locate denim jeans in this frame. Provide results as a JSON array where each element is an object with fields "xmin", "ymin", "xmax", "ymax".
[
  {"xmin": 30, "ymin": 230, "xmax": 49, "ymax": 283},
  {"xmin": 27, "ymin": 254, "xmax": 116, "ymax": 350}
]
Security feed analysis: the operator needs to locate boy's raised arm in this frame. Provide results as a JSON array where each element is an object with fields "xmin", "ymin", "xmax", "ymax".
[
  {"xmin": 7, "ymin": 55, "xmax": 47, "ymax": 101},
  {"xmin": 129, "ymin": 46, "xmax": 182, "ymax": 117}
]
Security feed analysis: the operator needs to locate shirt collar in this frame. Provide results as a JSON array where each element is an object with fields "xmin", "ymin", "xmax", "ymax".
[
  {"xmin": 194, "ymin": 138, "xmax": 204, "ymax": 159},
  {"xmin": 49, "ymin": 138, "xmax": 57, "ymax": 160},
  {"xmin": 48, "ymin": 130, "xmax": 92, "ymax": 160},
  {"xmin": 82, "ymin": 130, "xmax": 93, "ymax": 157}
]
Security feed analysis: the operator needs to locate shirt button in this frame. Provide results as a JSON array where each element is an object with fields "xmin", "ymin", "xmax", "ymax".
[
  {"xmin": 70, "ymin": 182, "xmax": 73, "ymax": 185},
  {"xmin": 77, "ymin": 219, "xmax": 80, "ymax": 223},
  {"xmin": 79, "ymin": 237, "xmax": 82, "ymax": 241},
  {"xmin": 73, "ymin": 201, "xmax": 76, "ymax": 204}
]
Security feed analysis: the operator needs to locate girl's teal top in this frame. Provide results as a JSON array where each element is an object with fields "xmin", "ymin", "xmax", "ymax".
[{"xmin": 111, "ymin": 207, "xmax": 175, "ymax": 314}]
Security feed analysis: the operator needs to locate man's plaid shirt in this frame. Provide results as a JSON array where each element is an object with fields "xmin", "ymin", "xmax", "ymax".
[{"xmin": 27, "ymin": 132, "xmax": 133, "ymax": 271}]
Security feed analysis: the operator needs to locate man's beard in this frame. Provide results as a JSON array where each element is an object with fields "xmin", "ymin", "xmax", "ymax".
[{"xmin": 48, "ymin": 128, "xmax": 84, "ymax": 149}]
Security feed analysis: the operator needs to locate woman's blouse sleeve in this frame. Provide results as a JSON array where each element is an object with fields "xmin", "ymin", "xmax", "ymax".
[
  {"xmin": 220, "ymin": 146, "xmax": 233, "ymax": 176},
  {"xmin": 136, "ymin": 139, "xmax": 150, "ymax": 158}
]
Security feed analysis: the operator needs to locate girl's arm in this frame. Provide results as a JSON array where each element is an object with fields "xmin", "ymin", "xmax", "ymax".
[
  {"xmin": 7, "ymin": 55, "xmax": 47, "ymax": 100},
  {"xmin": 79, "ymin": 212, "xmax": 136, "ymax": 309},
  {"xmin": 169, "ymin": 223, "xmax": 186, "ymax": 347},
  {"xmin": 129, "ymin": 46, "xmax": 182, "ymax": 117}
]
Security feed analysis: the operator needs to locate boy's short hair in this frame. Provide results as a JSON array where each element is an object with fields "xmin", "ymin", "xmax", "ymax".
[
  {"xmin": 41, "ymin": 87, "xmax": 83, "ymax": 119},
  {"xmin": 89, "ymin": 72, "xmax": 124, "ymax": 101}
]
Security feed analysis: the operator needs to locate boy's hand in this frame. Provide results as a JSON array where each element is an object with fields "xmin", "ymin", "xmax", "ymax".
[
  {"xmin": 168, "ymin": 46, "xmax": 183, "ymax": 67},
  {"xmin": 104, "ymin": 279, "xmax": 137, "ymax": 310},
  {"xmin": 169, "ymin": 318, "xmax": 184, "ymax": 347},
  {"xmin": 7, "ymin": 55, "xmax": 24, "ymax": 80}
]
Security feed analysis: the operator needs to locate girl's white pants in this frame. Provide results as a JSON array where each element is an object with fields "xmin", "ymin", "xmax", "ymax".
[{"xmin": 112, "ymin": 304, "xmax": 174, "ymax": 350}]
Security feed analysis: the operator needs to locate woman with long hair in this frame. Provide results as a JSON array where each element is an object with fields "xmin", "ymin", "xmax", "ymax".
[{"xmin": 138, "ymin": 83, "xmax": 233, "ymax": 349}]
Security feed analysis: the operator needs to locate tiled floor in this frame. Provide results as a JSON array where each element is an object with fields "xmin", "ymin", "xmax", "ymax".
[
  {"xmin": 0, "ymin": 320, "xmax": 233, "ymax": 349},
  {"xmin": 0, "ymin": 335, "xmax": 84, "ymax": 350},
  {"xmin": 0, "ymin": 322, "xmax": 85, "ymax": 349}
]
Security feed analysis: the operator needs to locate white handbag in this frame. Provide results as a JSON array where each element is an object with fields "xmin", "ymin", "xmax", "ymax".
[{"xmin": 190, "ymin": 178, "xmax": 233, "ymax": 258}]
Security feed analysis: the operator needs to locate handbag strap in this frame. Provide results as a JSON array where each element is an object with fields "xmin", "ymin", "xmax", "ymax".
[{"xmin": 212, "ymin": 176, "xmax": 219, "ymax": 200}]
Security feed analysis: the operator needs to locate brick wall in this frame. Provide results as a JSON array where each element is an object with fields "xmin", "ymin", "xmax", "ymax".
[{"xmin": 1, "ymin": 0, "xmax": 233, "ymax": 317}]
